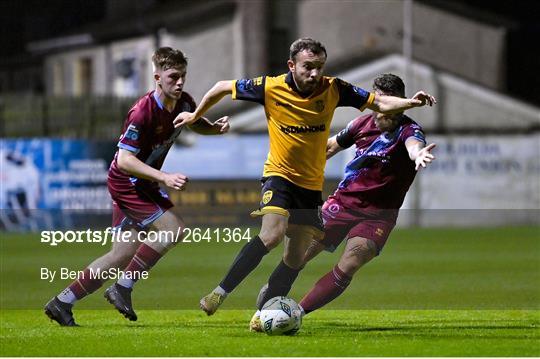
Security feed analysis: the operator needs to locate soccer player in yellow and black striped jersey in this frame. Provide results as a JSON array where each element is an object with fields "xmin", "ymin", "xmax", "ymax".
[{"xmin": 174, "ymin": 38, "xmax": 436, "ymax": 320}]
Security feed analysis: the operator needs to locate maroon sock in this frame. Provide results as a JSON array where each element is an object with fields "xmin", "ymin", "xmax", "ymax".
[
  {"xmin": 120, "ymin": 244, "xmax": 162, "ymax": 285},
  {"xmin": 299, "ymin": 265, "xmax": 352, "ymax": 314},
  {"xmin": 68, "ymin": 268, "xmax": 105, "ymax": 300}
]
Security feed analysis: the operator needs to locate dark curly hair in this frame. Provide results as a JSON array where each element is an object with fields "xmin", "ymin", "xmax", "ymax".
[
  {"xmin": 289, "ymin": 38, "xmax": 327, "ymax": 62},
  {"xmin": 373, "ymin": 73, "xmax": 405, "ymax": 98}
]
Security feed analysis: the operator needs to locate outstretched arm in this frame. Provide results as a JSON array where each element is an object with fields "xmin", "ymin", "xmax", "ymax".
[
  {"xmin": 174, "ymin": 80, "xmax": 233, "ymax": 128},
  {"xmin": 368, "ymin": 91, "xmax": 436, "ymax": 115},
  {"xmin": 405, "ymin": 138, "xmax": 436, "ymax": 170},
  {"xmin": 188, "ymin": 116, "xmax": 230, "ymax": 135}
]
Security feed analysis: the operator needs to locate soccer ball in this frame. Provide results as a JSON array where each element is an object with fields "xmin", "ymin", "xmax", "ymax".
[{"xmin": 260, "ymin": 296, "xmax": 303, "ymax": 335}]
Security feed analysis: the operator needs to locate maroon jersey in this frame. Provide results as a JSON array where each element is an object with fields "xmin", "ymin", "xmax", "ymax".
[
  {"xmin": 330, "ymin": 113, "xmax": 425, "ymax": 220},
  {"xmin": 108, "ymin": 90, "xmax": 196, "ymax": 191}
]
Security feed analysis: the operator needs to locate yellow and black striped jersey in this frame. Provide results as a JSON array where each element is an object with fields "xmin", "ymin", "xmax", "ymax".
[{"xmin": 232, "ymin": 72, "xmax": 374, "ymax": 191}]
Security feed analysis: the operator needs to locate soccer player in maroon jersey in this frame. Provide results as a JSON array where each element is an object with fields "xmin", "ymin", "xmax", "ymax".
[
  {"xmin": 250, "ymin": 74, "xmax": 436, "ymax": 330},
  {"xmin": 44, "ymin": 47, "xmax": 230, "ymax": 326},
  {"xmin": 299, "ymin": 74, "xmax": 436, "ymax": 314}
]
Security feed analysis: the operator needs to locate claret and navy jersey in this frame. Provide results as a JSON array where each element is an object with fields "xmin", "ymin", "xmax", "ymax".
[
  {"xmin": 107, "ymin": 90, "xmax": 196, "ymax": 229},
  {"xmin": 332, "ymin": 113, "xmax": 426, "ymax": 217},
  {"xmin": 108, "ymin": 90, "xmax": 196, "ymax": 190},
  {"xmin": 319, "ymin": 113, "xmax": 426, "ymax": 253},
  {"xmin": 232, "ymin": 72, "xmax": 375, "ymax": 191}
]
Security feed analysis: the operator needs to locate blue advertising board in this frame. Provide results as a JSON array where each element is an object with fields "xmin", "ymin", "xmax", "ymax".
[{"xmin": 0, "ymin": 139, "xmax": 116, "ymax": 230}]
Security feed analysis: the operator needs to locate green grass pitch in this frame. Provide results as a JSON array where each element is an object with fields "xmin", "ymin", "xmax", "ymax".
[{"xmin": 1, "ymin": 226, "xmax": 539, "ymax": 356}]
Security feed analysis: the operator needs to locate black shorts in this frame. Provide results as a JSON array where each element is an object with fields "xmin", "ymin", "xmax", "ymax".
[{"xmin": 250, "ymin": 176, "xmax": 323, "ymax": 231}]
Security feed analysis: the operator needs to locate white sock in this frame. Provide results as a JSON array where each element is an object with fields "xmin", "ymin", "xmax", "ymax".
[
  {"xmin": 117, "ymin": 276, "xmax": 135, "ymax": 289},
  {"xmin": 57, "ymin": 288, "xmax": 77, "ymax": 304},
  {"xmin": 214, "ymin": 286, "xmax": 228, "ymax": 297}
]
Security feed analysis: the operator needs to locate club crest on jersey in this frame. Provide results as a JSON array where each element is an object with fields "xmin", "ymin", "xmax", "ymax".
[
  {"xmin": 181, "ymin": 102, "xmax": 192, "ymax": 112},
  {"xmin": 328, "ymin": 203, "xmax": 340, "ymax": 214},
  {"xmin": 375, "ymin": 228, "xmax": 385, "ymax": 237},
  {"xmin": 262, "ymin": 190, "xmax": 273, "ymax": 205},
  {"xmin": 323, "ymin": 202, "xmax": 340, "ymax": 220},
  {"xmin": 315, "ymin": 100, "xmax": 325, "ymax": 112},
  {"xmin": 125, "ymin": 125, "xmax": 139, "ymax": 140}
]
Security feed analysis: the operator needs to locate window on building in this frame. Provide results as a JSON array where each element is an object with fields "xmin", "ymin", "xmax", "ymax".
[
  {"xmin": 75, "ymin": 57, "xmax": 93, "ymax": 95},
  {"xmin": 52, "ymin": 61, "xmax": 65, "ymax": 95}
]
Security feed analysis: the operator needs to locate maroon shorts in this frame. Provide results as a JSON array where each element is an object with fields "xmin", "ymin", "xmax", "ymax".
[
  {"xmin": 320, "ymin": 198, "xmax": 396, "ymax": 254},
  {"xmin": 109, "ymin": 180, "xmax": 173, "ymax": 231}
]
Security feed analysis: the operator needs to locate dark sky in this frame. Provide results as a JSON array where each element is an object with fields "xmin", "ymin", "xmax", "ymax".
[
  {"xmin": 449, "ymin": 0, "xmax": 540, "ymax": 103},
  {"xmin": 0, "ymin": 0, "xmax": 106, "ymax": 56},
  {"xmin": 1, "ymin": 0, "xmax": 537, "ymax": 57},
  {"xmin": 0, "ymin": 0, "xmax": 538, "ymax": 103}
]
